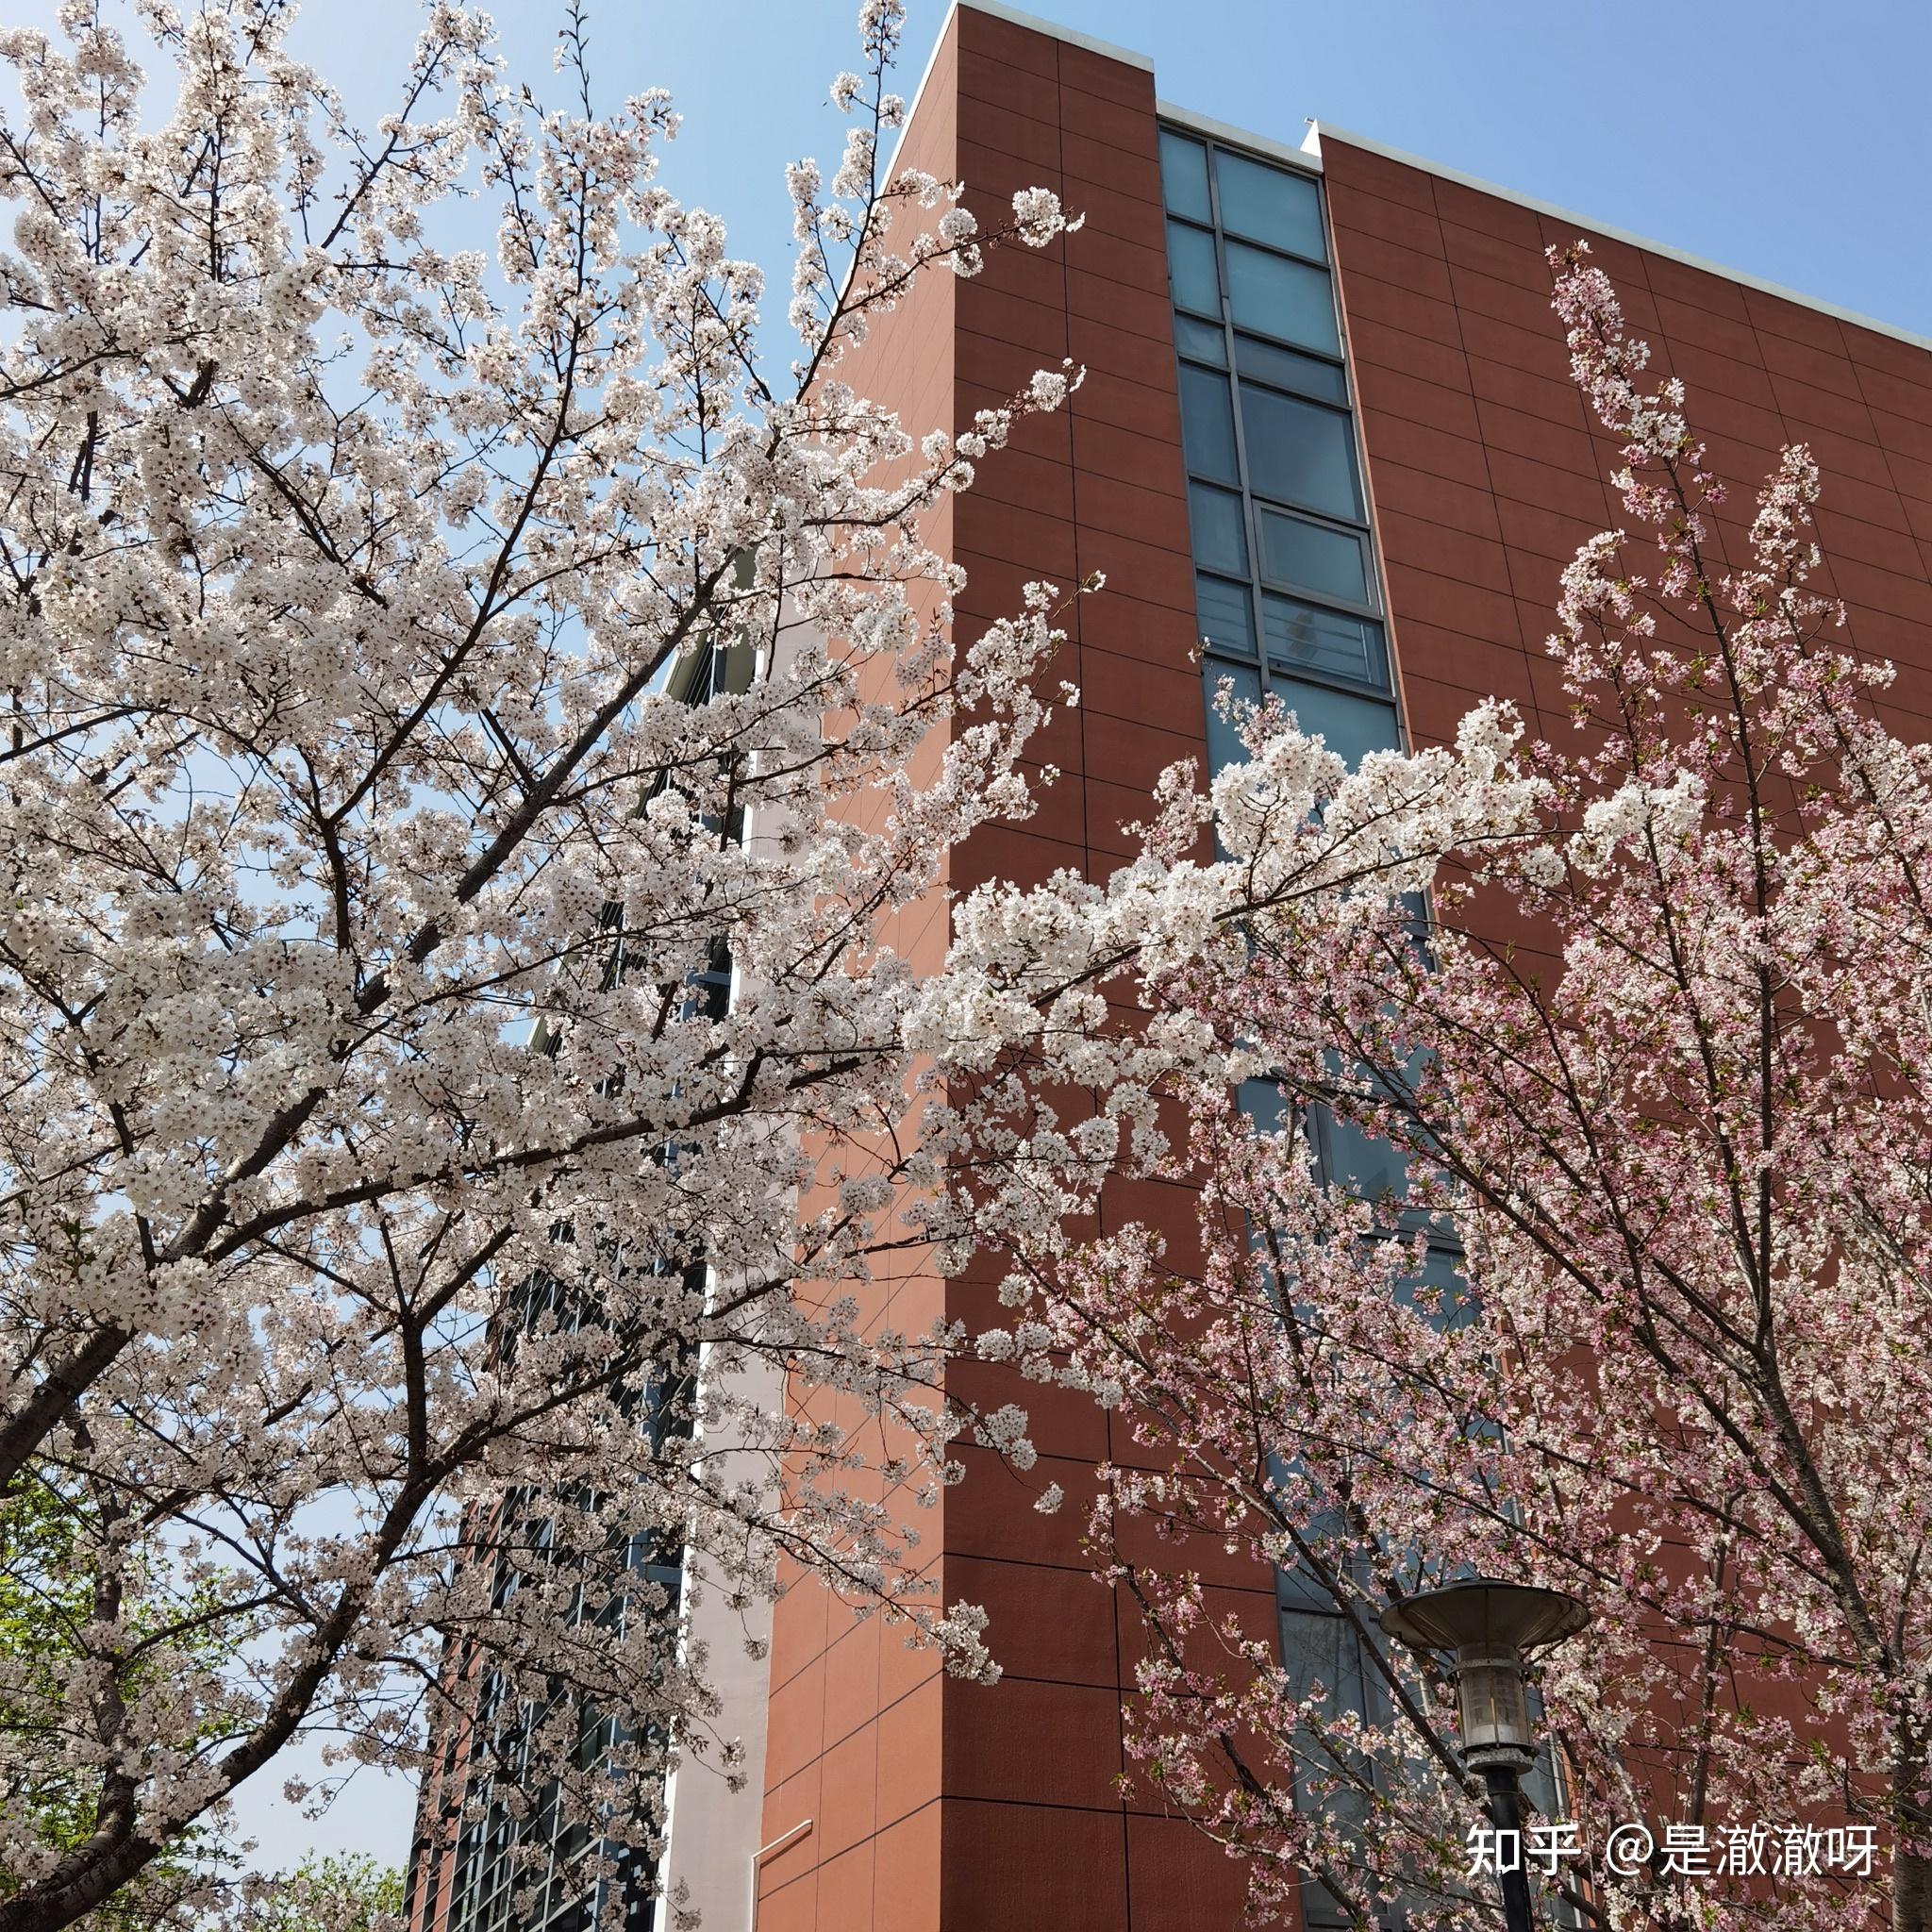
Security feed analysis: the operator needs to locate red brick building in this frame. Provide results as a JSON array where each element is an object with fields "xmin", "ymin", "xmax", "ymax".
[
  {"xmin": 746, "ymin": 8, "xmax": 1932, "ymax": 1931},
  {"xmin": 408, "ymin": 6, "xmax": 1932, "ymax": 1929}
]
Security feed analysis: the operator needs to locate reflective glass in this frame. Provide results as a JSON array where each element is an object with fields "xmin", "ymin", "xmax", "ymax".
[
  {"xmin": 1238, "ymin": 1076, "xmax": 1289, "ymax": 1135},
  {"xmin": 1258, "ymin": 508, "xmax": 1371, "ymax": 606},
  {"xmin": 1202, "ymin": 656, "xmax": 1262, "ymax": 774},
  {"xmin": 1167, "ymin": 219, "xmax": 1221, "ymax": 317},
  {"xmin": 1395, "ymin": 1240, "xmax": 1476, "ymax": 1331},
  {"xmin": 1195, "ymin": 573, "xmax": 1256, "ymax": 659},
  {"xmin": 1263, "ymin": 593, "xmax": 1388, "ymax": 690},
  {"xmin": 1234, "ymin": 332, "xmax": 1347, "ymax": 404},
  {"xmin": 1239, "ymin": 384, "xmax": 1361, "ymax": 521},
  {"xmin": 1270, "ymin": 675, "xmax": 1398, "ymax": 768},
  {"xmin": 1188, "ymin": 482, "xmax": 1248, "ymax": 575},
  {"xmin": 1224, "ymin": 242, "xmax": 1340, "ymax": 356},
  {"xmin": 1178, "ymin": 363, "xmax": 1239, "ymax": 484},
  {"xmin": 1173, "ymin": 313, "xmax": 1226, "ymax": 365},
  {"xmin": 1159, "ymin": 129, "xmax": 1212, "ymax": 223},
  {"xmin": 1315, "ymin": 1104, "xmax": 1408, "ymax": 1205},
  {"xmin": 1215, "ymin": 148, "xmax": 1326, "ymax": 260}
]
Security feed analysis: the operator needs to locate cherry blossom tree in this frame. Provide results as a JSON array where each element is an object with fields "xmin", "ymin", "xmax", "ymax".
[
  {"xmin": 924, "ymin": 247, "xmax": 1932, "ymax": 1928},
  {"xmin": 0, "ymin": 3, "xmax": 1083, "ymax": 1927}
]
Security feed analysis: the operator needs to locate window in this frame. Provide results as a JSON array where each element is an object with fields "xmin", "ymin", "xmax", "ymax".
[
  {"xmin": 1262, "ymin": 593, "xmax": 1387, "ymax": 692},
  {"xmin": 1238, "ymin": 383, "xmax": 1361, "ymax": 523},
  {"xmin": 1225, "ymin": 242, "xmax": 1341, "ymax": 355},
  {"xmin": 1235, "ymin": 332, "xmax": 1347, "ymax": 403},
  {"xmin": 1215, "ymin": 147, "xmax": 1325, "ymax": 260},
  {"xmin": 1257, "ymin": 508, "xmax": 1372, "ymax": 608},
  {"xmin": 1178, "ymin": 364, "xmax": 1240, "ymax": 485},
  {"xmin": 1159, "ymin": 128, "xmax": 1212, "ymax": 224},
  {"xmin": 1167, "ymin": 218, "xmax": 1220, "ymax": 316},
  {"xmin": 1164, "ymin": 126, "xmax": 1400, "ymax": 781},
  {"xmin": 1189, "ymin": 482, "xmax": 1248, "ymax": 576}
]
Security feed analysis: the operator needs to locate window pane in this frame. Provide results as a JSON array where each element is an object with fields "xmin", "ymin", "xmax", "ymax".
[
  {"xmin": 1189, "ymin": 482, "xmax": 1248, "ymax": 575},
  {"xmin": 1196, "ymin": 573, "xmax": 1256, "ymax": 659},
  {"xmin": 1239, "ymin": 384, "xmax": 1361, "ymax": 521},
  {"xmin": 1179, "ymin": 364, "xmax": 1239, "ymax": 484},
  {"xmin": 1238, "ymin": 1076, "xmax": 1289, "ymax": 1136},
  {"xmin": 1314, "ymin": 1103, "xmax": 1408, "ymax": 1205},
  {"xmin": 1215, "ymin": 149, "xmax": 1326, "ymax": 260},
  {"xmin": 1269, "ymin": 674, "xmax": 1398, "ymax": 767},
  {"xmin": 1396, "ymin": 1240, "xmax": 1476, "ymax": 1331},
  {"xmin": 1264, "ymin": 592, "xmax": 1389, "ymax": 691},
  {"xmin": 1235, "ymin": 332, "xmax": 1346, "ymax": 404},
  {"xmin": 1202, "ymin": 656, "xmax": 1262, "ymax": 774},
  {"xmin": 1167, "ymin": 219, "xmax": 1220, "ymax": 316},
  {"xmin": 1224, "ymin": 242, "xmax": 1340, "ymax": 356},
  {"xmin": 1257, "ymin": 508, "xmax": 1370, "ymax": 606},
  {"xmin": 1174, "ymin": 313, "xmax": 1226, "ymax": 365},
  {"xmin": 1159, "ymin": 129, "xmax": 1212, "ymax": 223}
]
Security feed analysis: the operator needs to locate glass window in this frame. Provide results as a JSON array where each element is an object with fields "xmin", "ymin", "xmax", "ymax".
[
  {"xmin": 1174, "ymin": 313, "xmax": 1226, "ymax": 365},
  {"xmin": 1235, "ymin": 332, "xmax": 1346, "ymax": 404},
  {"xmin": 1159, "ymin": 129, "xmax": 1212, "ymax": 223},
  {"xmin": 1167, "ymin": 219, "xmax": 1220, "ymax": 317},
  {"xmin": 1238, "ymin": 1076, "xmax": 1290, "ymax": 1136},
  {"xmin": 1215, "ymin": 148, "xmax": 1326, "ymax": 261},
  {"xmin": 1225, "ymin": 242, "xmax": 1340, "ymax": 357},
  {"xmin": 1271, "ymin": 675, "xmax": 1399, "ymax": 768},
  {"xmin": 1257, "ymin": 508, "xmax": 1371, "ymax": 607},
  {"xmin": 1178, "ymin": 363, "xmax": 1240, "ymax": 484},
  {"xmin": 1313, "ymin": 1103, "xmax": 1408, "ymax": 1206},
  {"xmin": 1239, "ymin": 383, "xmax": 1362, "ymax": 522},
  {"xmin": 1202, "ymin": 657, "xmax": 1262, "ymax": 774},
  {"xmin": 1188, "ymin": 482, "xmax": 1248, "ymax": 576},
  {"xmin": 1395, "ymin": 1240, "xmax": 1475, "ymax": 1330},
  {"xmin": 1195, "ymin": 573, "xmax": 1256, "ymax": 659},
  {"xmin": 1264, "ymin": 592, "xmax": 1389, "ymax": 691}
]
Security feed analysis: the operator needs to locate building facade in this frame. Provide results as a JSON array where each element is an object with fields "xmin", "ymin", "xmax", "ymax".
[{"xmin": 408, "ymin": 6, "xmax": 1932, "ymax": 1929}]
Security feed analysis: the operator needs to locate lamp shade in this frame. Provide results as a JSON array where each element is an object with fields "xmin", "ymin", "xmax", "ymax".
[
  {"xmin": 1378, "ymin": 1580, "xmax": 1590, "ymax": 1770},
  {"xmin": 1378, "ymin": 1580, "xmax": 1590, "ymax": 1656}
]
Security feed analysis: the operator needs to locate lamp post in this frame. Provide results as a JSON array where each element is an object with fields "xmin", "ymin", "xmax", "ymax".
[{"xmin": 1379, "ymin": 1580, "xmax": 1591, "ymax": 1932}]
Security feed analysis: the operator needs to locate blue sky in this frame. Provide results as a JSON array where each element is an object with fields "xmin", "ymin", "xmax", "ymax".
[
  {"xmin": 6, "ymin": 0, "xmax": 1926, "ymax": 1884},
  {"xmin": 344, "ymin": 0, "xmax": 1930, "ymax": 343}
]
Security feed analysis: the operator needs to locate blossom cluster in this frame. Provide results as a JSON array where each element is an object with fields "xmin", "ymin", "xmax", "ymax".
[
  {"xmin": 923, "ymin": 244, "xmax": 1932, "ymax": 1929},
  {"xmin": 0, "ymin": 4, "xmax": 1082, "ymax": 1927}
]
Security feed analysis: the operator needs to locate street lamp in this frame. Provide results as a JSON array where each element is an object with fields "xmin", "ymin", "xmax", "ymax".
[{"xmin": 1379, "ymin": 1580, "xmax": 1591, "ymax": 1932}]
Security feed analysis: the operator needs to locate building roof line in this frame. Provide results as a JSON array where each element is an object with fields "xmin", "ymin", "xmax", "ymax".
[
  {"xmin": 1307, "ymin": 123, "xmax": 1932, "ymax": 357},
  {"xmin": 897, "ymin": 5, "xmax": 1931, "ymax": 359}
]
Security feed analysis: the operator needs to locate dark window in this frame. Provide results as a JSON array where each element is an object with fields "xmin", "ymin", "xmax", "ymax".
[
  {"xmin": 1239, "ymin": 384, "xmax": 1362, "ymax": 522},
  {"xmin": 1167, "ymin": 218, "xmax": 1221, "ymax": 317},
  {"xmin": 1189, "ymin": 482, "xmax": 1249, "ymax": 576},
  {"xmin": 1196, "ymin": 573, "xmax": 1256, "ymax": 658},
  {"xmin": 1179, "ymin": 363, "xmax": 1240, "ymax": 485},
  {"xmin": 1225, "ymin": 242, "xmax": 1340, "ymax": 356},
  {"xmin": 1268, "ymin": 675, "xmax": 1399, "ymax": 768},
  {"xmin": 1174, "ymin": 313, "xmax": 1227, "ymax": 365},
  {"xmin": 1234, "ymin": 332, "xmax": 1346, "ymax": 404},
  {"xmin": 1257, "ymin": 508, "xmax": 1373, "ymax": 608},
  {"xmin": 1159, "ymin": 128, "xmax": 1212, "ymax": 223},
  {"xmin": 1215, "ymin": 147, "xmax": 1326, "ymax": 261},
  {"xmin": 1263, "ymin": 591, "xmax": 1388, "ymax": 693}
]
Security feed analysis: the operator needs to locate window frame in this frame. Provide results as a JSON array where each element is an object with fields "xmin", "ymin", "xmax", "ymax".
[{"xmin": 1161, "ymin": 126, "xmax": 1407, "ymax": 741}]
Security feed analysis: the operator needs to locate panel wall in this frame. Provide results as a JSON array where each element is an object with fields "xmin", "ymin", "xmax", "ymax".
[{"xmin": 1324, "ymin": 134, "xmax": 1932, "ymax": 778}]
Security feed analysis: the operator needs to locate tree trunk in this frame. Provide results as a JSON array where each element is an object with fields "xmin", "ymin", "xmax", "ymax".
[{"xmin": 1897, "ymin": 1846, "xmax": 1932, "ymax": 1932}]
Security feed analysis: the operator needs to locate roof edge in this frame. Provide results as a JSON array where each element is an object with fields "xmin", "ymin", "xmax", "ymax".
[
  {"xmin": 1157, "ymin": 101, "xmax": 1322, "ymax": 177},
  {"xmin": 1312, "ymin": 121, "xmax": 1932, "ymax": 358},
  {"xmin": 890, "ymin": 8, "xmax": 1930, "ymax": 358}
]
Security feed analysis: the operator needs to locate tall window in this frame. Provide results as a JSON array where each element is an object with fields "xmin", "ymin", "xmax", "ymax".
[
  {"xmin": 1164, "ymin": 127, "xmax": 1409, "ymax": 1932},
  {"xmin": 1160, "ymin": 128, "xmax": 1403, "ymax": 774}
]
